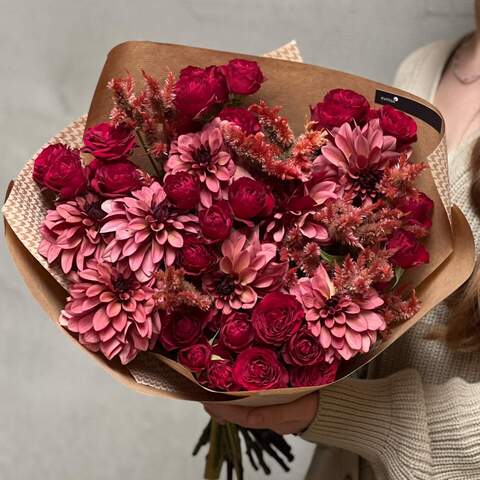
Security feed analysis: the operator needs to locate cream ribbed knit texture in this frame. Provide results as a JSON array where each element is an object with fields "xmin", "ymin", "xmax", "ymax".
[{"xmin": 302, "ymin": 40, "xmax": 480, "ymax": 480}]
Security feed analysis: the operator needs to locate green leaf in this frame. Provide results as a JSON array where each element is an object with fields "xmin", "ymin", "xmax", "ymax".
[
  {"xmin": 319, "ymin": 249, "xmax": 343, "ymax": 265},
  {"xmin": 391, "ymin": 266, "xmax": 405, "ymax": 290}
]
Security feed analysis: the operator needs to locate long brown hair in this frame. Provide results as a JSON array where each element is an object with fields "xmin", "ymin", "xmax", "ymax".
[{"xmin": 440, "ymin": 138, "xmax": 480, "ymax": 351}]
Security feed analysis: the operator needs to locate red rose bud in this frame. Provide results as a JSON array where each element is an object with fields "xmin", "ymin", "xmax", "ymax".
[
  {"xmin": 220, "ymin": 312, "xmax": 255, "ymax": 352},
  {"xmin": 82, "ymin": 122, "xmax": 136, "ymax": 161},
  {"xmin": 379, "ymin": 105, "xmax": 417, "ymax": 146},
  {"xmin": 228, "ymin": 177, "xmax": 275, "ymax": 220},
  {"xmin": 91, "ymin": 159, "xmax": 142, "ymax": 198},
  {"xmin": 311, "ymin": 88, "xmax": 369, "ymax": 130},
  {"xmin": 160, "ymin": 310, "xmax": 206, "ymax": 351},
  {"xmin": 218, "ymin": 107, "xmax": 261, "ymax": 135},
  {"xmin": 174, "ymin": 65, "xmax": 228, "ymax": 118},
  {"xmin": 33, "ymin": 144, "xmax": 56, "ymax": 185},
  {"xmin": 310, "ymin": 102, "xmax": 357, "ymax": 130},
  {"xmin": 289, "ymin": 361, "xmax": 339, "ymax": 387},
  {"xmin": 207, "ymin": 360, "xmax": 234, "ymax": 391},
  {"xmin": 199, "ymin": 200, "xmax": 233, "ymax": 242},
  {"xmin": 282, "ymin": 328, "xmax": 325, "ymax": 366},
  {"xmin": 34, "ymin": 144, "xmax": 87, "ymax": 199},
  {"xmin": 221, "ymin": 59, "xmax": 265, "ymax": 95},
  {"xmin": 252, "ymin": 292, "xmax": 304, "ymax": 347},
  {"xmin": 387, "ymin": 229, "xmax": 429, "ymax": 269},
  {"xmin": 178, "ymin": 342, "xmax": 212, "ymax": 373},
  {"xmin": 397, "ymin": 192, "xmax": 434, "ymax": 230},
  {"xmin": 164, "ymin": 172, "xmax": 200, "ymax": 209},
  {"xmin": 232, "ymin": 347, "xmax": 288, "ymax": 390},
  {"xmin": 324, "ymin": 88, "xmax": 370, "ymax": 120},
  {"xmin": 180, "ymin": 236, "xmax": 216, "ymax": 275}
]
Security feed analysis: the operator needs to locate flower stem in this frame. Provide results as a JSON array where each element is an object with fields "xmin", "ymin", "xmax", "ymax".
[
  {"xmin": 226, "ymin": 423, "xmax": 243, "ymax": 479},
  {"xmin": 135, "ymin": 127, "xmax": 163, "ymax": 179},
  {"xmin": 204, "ymin": 419, "xmax": 223, "ymax": 480}
]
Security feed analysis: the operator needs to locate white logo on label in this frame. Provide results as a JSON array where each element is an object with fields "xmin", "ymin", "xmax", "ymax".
[{"xmin": 379, "ymin": 95, "xmax": 399, "ymax": 104}]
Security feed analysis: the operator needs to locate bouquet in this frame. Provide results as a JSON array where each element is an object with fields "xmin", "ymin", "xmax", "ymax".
[{"xmin": 3, "ymin": 42, "xmax": 475, "ymax": 480}]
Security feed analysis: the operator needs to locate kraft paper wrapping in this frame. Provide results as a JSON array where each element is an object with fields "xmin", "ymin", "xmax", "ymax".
[{"xmin": 3, "ymin": 41, "xmax": 475, "ymax": 406}]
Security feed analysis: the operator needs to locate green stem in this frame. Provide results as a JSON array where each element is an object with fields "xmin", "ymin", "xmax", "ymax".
[
  {"xmin": 135, "ymin": 127, "xmax": 162, "ymax": 178},
  {"xmin": 226, "ymin": 423, "xmax": 243, "ymax": 480},
  {"xmin": 204, "ymin": 419, "xmax": 223, "ymax": 480}
]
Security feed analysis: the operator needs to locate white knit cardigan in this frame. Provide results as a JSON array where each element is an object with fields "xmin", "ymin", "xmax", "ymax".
[{"xmin": 302, "ymin": 40, "xmax": 480, "ymax": 480}]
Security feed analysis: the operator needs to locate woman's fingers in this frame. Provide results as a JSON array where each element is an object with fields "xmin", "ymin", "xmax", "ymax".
[
  {"xmin": 203, "ymin": 403, "xmax": 261, "ymax": 428},
  {"xmin": 203, "ymin": 393, "xmax": 319, "ymax": 434}
]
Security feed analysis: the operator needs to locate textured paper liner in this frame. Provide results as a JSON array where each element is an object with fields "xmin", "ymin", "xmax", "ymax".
[{"xmin": 3, "ymin": 41, "xmax": 475, "ymax": 406}]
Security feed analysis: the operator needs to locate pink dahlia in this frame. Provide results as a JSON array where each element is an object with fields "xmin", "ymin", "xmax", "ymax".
[
  {"xmin": 203, "ymin": 230, "xmax": 287, "ymax": 314},
  {"xmin": 319, "ymin": 120, "xmax": 398, "ymax": 204},
  {"xmin": 39, "ymin": 192, "xmax": 106, "ymax": 274},
  {"xmin": 60, "ymin": 260, "xmax": 160, "ymax": 365},
  {"xmin": 100, "ymin": 182, "xmax": 198, "ymax": 282},
  {"xmin": 290, "ymin": 264, "xmax": 386, "ymax": 362},
  {"xmin": 265, "ymin": 188, "xmax": 333, "ymax": 244},
  {"xmin": 166, "ymin": 118, "xmax": 235, "ymax": 207}
]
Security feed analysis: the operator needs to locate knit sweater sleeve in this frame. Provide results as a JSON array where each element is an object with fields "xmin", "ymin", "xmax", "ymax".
[{"xmin": 301, "ymin": 369, "xmax": 480, "ymax": 480}]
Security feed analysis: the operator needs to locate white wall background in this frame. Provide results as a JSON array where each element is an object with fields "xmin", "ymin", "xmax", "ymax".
[{"xmin": 0, "ymin": 1, "xmax": 475, "ymax": 479}]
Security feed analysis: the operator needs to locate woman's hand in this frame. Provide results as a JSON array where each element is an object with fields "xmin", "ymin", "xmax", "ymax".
[{"xmin": 203, "ymin": 392, "xmax": 319, "ymax": 435}]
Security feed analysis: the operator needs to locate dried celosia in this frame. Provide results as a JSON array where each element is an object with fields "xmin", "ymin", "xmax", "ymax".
[
  {"xmin": 333, "ymin": 249, "xmax": 394, "ymax": 296},
  {"xmin": 381, "ymin": 290, "xmax": 421, "ymax": 329},
  {"xmin": 153, "ymin": 267, "xmax": 212, "ymax": 313},
  {"xmin": 249, "ymin": 101, "xmax": 294, "ymax": 149},
  {"xmin": 314, "ymin": 194, "xmax": 404, "ymax": 248},
  {"xmin": 378, "ymin": 153, "xmax": 427, "ymax": 201}
]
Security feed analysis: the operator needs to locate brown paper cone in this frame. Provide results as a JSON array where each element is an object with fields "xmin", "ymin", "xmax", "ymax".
[{"xmin": 3, "ymin": 41, "xmax": 475, "ymax": 406}]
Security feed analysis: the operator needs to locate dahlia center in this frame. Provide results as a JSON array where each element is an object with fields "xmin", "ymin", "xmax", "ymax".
[
  {"xmin": 113, "ymin": 275, "xmax": 134, "ymax": 293},
  {"xmin": 352, "ymin": 166, "xmax": 382, "ymax": 201},
  {"xmin": 152, "ymin": 201, "xmax": 173, "ymax": 223},
  {"xmin": 86, "ymin": 201, "xmax": 107, "ymax": 222},
  {"xmin": 214, "ymin": 274, "xmax": 236, "ymax": 296},
  {"xmin": 193, "ymin": 145, "xmax": 212, "ymax": 166},
  {"xmin": 324, "ymin": 295, "xmax": 342, "ymax": 316}
]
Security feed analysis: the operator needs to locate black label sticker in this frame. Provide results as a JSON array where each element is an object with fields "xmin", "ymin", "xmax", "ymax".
[{"xmin": 375, "ymin": 89, "xmax": 443, "ymax": 133}]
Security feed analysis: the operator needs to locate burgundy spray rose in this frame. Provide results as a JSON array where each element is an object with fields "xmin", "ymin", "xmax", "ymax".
[
  {"xmin": 178, "ymin": 343, "xmax": 212, "ymax": 373},
  {"xmin": 311, "ymin": 89, "xmax": 370, "ymax": 130},
  {"xmin": 218, "ymin": 107, "xmax": 261, "ymax": 135},
  {"xmin": 220, "ymin": 312, "xmax": 255, "ymax": 352},
  {"xmin": 379, "ymin": 105, "xmax": 417, "ymax": 146},
  {"xmin": 159, "ymin": 310, "xmax": 206, "ymax": 351},
  {"xmin": 207, "ymin": 360, "xmax": 234, "ymax": 391},
  {"xmin": 387, "ymin": 229, "xmax": 429, "ymax": 268},
  {"xmin": 282, "ymin": 328, "xmax": 325, "ymax": 366},
  {"xmin": 164, "ymin": 172, "xmax": 200, "ymax": 209},
  {"xmin": 199, "ymin": 200, "xmax": 233, "ymax": 241},
  {"xmin": 91, "ymin": 159, "xmax": 142, "ymax": 198},
  {"xmin": 232, "ymin": 347, "xmax": 288, "ymax": 390},
  {"xmin": 82, "ymin": 122, "xmax": 136, "ymax": 161},
  {"xmin": 228, "ymin": 177, "xmax": 275, "ymax": 220},
  {"xmin": 221, "ymin": 59, "xmax": 265, "ymax": 95},
  {"xmin": 252, "ymin": 292, "xmax": 304, "ymax": 346},
  {"xmin": 397, "ymin": 192, "xmax": 434, "ymax": 230},
  {"xmin": 174, "ymin": 65, "xmax": 228, "ymax": 118},
  {"xmin": 289, "ymin": 361, "xmax": 339, "ymax": 387},
  {"xmin": 180, "ymin": 236, "xmax": 216, "ymax": 275},
  {"xmin": 34, "ymin": 144, "xmax": 87, "ymax": 199}
]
